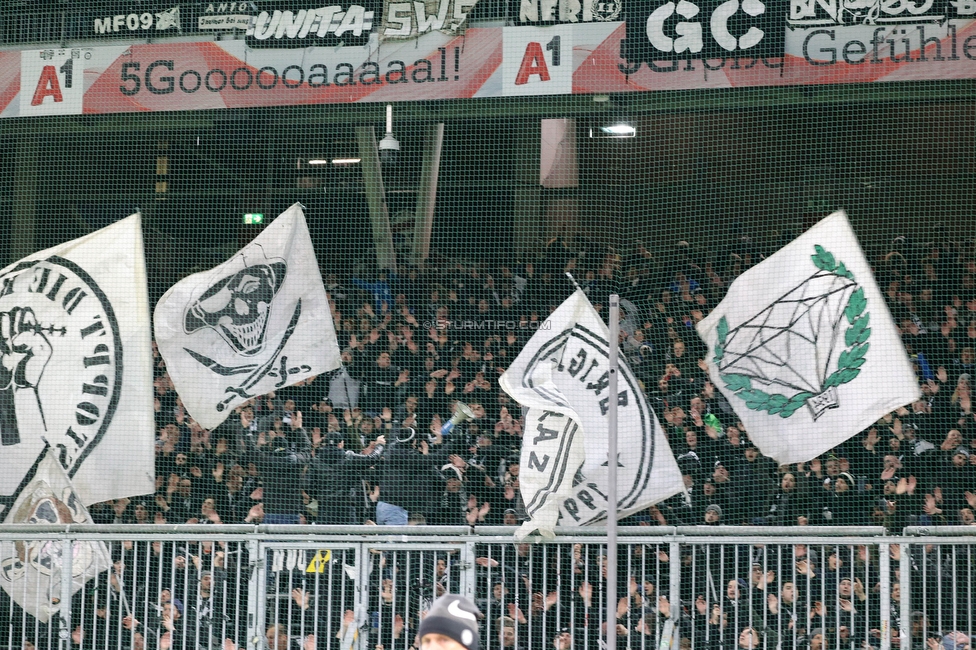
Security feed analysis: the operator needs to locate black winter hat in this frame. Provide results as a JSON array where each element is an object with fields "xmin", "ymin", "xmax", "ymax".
[{"xmin": 417, "ymin": 594, "xmax": 482, "ymax": 650}]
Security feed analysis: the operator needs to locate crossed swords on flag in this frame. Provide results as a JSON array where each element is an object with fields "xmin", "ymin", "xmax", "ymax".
[{"xmin": 182, "ymin": 301, "xmax": 312, "ymax": 412}]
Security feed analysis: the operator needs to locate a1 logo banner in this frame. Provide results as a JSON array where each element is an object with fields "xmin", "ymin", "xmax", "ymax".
[
  {"xmin": 502, "ymin": 25, "xmax": 573, "ymax": 96},
  {"xmin": 19, "ymin": 50, "xmax": 86, "ymax": 117}
]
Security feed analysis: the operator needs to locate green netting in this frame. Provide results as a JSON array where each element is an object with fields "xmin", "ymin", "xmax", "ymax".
[
  {"xmin": 4, "ymin": 100, "xmax": 972, "ymax": 528},
  {"xmin": 1, "ymin": 2, "xmax": 976, "ymax": 649},
  {"xmin": 1, "ymin": 10, "xmax": 974, "ymax": 519}
]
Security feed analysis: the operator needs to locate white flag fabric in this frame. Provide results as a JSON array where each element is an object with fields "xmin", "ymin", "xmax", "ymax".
[
  {"xmin": 0, "ymin": 215, "xmax": 154, "ymax": 518},
  {"xmin": 499, "ymin": 289, "xmax": 684, "ymax": 539},
  {"xmin": 0, "ymin": 448, "xmax": 112, "ymax": 623},
  {"xmin": 154, "ymin": 204, "xmax": 341, "ymax": 430},
  {"xmin": 696, "ymin": 210, "xmax": 920, "ymax": 465}
]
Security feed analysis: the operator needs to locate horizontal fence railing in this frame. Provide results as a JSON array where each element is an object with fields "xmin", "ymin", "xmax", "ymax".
[{"xmin": 0, "ymin": 526, "xmax": 972, "ymax": 650}]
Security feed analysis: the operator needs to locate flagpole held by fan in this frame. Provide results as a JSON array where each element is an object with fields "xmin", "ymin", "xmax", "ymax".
[
  {"xmin": 565, "ymin": 271, "xmax": 583, "ymax": 292},
  {"xmin": 606, "ymin": 294, "xmax": 620, "ymax": 650}
]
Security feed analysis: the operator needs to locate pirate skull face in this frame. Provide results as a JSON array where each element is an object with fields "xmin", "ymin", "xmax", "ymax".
[
  {"xmin": 11, "ymin": 487, "xmax": 83, "ymax": 565},
  {"xmin": 184, "ymin": 261, "xmax": 286, "ymax": 355}
]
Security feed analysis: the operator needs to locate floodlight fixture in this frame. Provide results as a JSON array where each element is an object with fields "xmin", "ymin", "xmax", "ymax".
[
  {"xmin": 379, "ymin": 104, "xmax": 399, "ymax": 165},
  {"xmin": 592, "ymin": 123, "xmax": 636, "ymax": 138}
]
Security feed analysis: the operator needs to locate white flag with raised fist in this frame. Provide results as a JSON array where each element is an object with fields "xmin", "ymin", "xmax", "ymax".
[{"xmin": 0, "ymin": 214, "xmax": 154, "ymax": 518}]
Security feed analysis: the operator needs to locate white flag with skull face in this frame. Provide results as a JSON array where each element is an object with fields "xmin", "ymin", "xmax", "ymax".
[
  {"xmin": 154, "ymin": 203, "xmax": 341, "ymax": 430},
  {"xmin": 0, "ymin": 214, "xmax": 154, "ymax": 519},
  {"xmin": 696, "ymin": 210, "xmax": 920, "ymax": 465},
  {"xmin": 499, "ymin": 289, "xmax": 684, "ymax": 539},
  {"xmin": 0, "ymin": 447, "xmax": 112, "ymax": 623}
]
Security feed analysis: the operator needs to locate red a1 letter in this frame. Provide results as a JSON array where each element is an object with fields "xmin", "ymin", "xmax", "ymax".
[
  {"xmin": 31, "ymin": 65, "xmax": 64, "ymax": 106},
  {"xmin": 515, "ymin": 42, "xmax": 550, "ymax": 85}
]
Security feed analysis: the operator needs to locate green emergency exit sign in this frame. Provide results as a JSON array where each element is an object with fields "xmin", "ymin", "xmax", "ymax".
[{"xmin": 243, "ymin": 213, "xmax": 264, "ymax": 225}]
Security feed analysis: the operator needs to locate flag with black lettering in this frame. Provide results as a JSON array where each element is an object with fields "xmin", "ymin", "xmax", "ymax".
[
  {"xmin": 154, "ymin": 203, "xmax": 341, "ymax": 430},
  {"xmin": 696, "ymin": 210, "xmax": 919, "ymax": 465},
  {"xmin": 0, "ymin": 214, "xmax": 154, "ymax": 519},
  {"xmin": 0, "ymin": 447, "xmax": 112, "ymax": 623},
  {"xmin": 500, "ymin": 289, "xmax": 683, "ymax": 539}
]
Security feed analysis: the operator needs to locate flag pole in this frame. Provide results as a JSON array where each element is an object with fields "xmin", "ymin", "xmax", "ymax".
[
  {"xmin": 606, "ymin": 294, "xmax": 619, "ymax": 650},
  {"xmin": 565, "ymin": 271, "xmax": 583, "ymax": 291}
]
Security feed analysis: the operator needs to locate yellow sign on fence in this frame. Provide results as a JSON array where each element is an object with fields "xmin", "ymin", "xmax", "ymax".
[{"xmin": 305, "ymin": 550, "xmax": 331, "ymax": 573}]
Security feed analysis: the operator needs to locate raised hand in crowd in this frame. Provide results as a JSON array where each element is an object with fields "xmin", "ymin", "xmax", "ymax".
[
  {"xmin": 579, "ymin": 581, "xmax": 593, "ymax": 608},
  {"xmin": 507, "ymin": 602, "xmax": 527, "ymax": 625},
  {"xmin": 709, "ymin": 603, "xmax": 725, "ymax": 628},
  {"xmin": 245, "ymin": 502, "xmax": 264, "ymax": 524},
  {"xmin": 810, "ymin": 457, "xmax": 822, "ymax": 478},
  {"xmin": 113, "ymin": 497, "xmax": 130, "ymax": 518},
  {"xmin": 809, "ymin": 600, "xmax": 824, "ymax": 622}
]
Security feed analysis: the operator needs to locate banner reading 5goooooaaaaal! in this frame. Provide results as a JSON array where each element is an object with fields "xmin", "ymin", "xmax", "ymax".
[{"xmin": 3, "ymin": 0, "xmax": 976, "ymax": 116}]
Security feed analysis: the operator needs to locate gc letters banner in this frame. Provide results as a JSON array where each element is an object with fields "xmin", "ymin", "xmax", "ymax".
[{"xmin": 621, "ymin": 0, "xmax": 786, "ymax": 63}]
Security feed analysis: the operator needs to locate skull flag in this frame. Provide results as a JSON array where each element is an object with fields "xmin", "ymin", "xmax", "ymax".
[
  {"xmin": 154, "ymin": 204, "xmax": 341, "ymax": 430},
  {"xmin": 0, "ymin": 447, "xmax": 112, "ymax": 623}
]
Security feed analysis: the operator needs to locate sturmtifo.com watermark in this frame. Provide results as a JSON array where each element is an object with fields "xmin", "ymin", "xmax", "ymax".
[{"xmin": 423, "ymin": 319, "xmax": 553, "ymax": 331}]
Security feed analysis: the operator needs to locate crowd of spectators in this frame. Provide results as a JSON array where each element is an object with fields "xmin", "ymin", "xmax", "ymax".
[
  {"xmin": 103, "ymin": 234, "xmax": 976, "ymax": 534},
  {"xmin": 7, "ymin": 231, "xmax": 976, "ymax": 650}
]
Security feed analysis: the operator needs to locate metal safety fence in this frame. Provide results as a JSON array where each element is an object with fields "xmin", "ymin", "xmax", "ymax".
[{"xmin": 0, "ymin": 525, "xmax": 973, "ymax": 650}]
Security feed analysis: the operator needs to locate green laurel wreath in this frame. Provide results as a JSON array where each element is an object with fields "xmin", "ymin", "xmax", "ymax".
[{"xmin": 713, "ymin": 245, "xmax": 870, "ymax": 418}]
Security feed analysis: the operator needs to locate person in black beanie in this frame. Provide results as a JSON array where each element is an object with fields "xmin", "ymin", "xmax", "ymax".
[{"xmin": 418, "ymin": 594, "xmax": 482, "ymax": 650}]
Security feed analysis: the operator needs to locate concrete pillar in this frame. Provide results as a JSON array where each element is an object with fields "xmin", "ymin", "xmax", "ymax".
[
  {"xmin": 513, "ymin": 119, "xmax": 542, "ymax": 258},
  {"xmin": 412, "ymin": 123, "xmax": 444, "ymax": 268},
  {"xmin": 12, "ymin": 137, "xmax": 39, "ymax": 262},
  {"xmin": 541, "ymin": 118, "xmax": 578, "ymax": 189},
  {"xmin": 541, "ymin": 118, "xmax": 580, "ymax": 243},
  {"xmin": 546, "ymin": 196, "xmax": 579, "ymax": 242},
  {"xmin": 355, "ymin": 126, "xmax": 398, "ymax": 273}
]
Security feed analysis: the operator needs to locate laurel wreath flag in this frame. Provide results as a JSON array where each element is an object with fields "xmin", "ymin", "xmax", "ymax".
[
  {"xmin": 714, "ymin": 245, "xmax": 871, "ymax": 418},
  {"xmin": 696, "ymin": 210, "xmax": 919, "ymax": 466}
]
